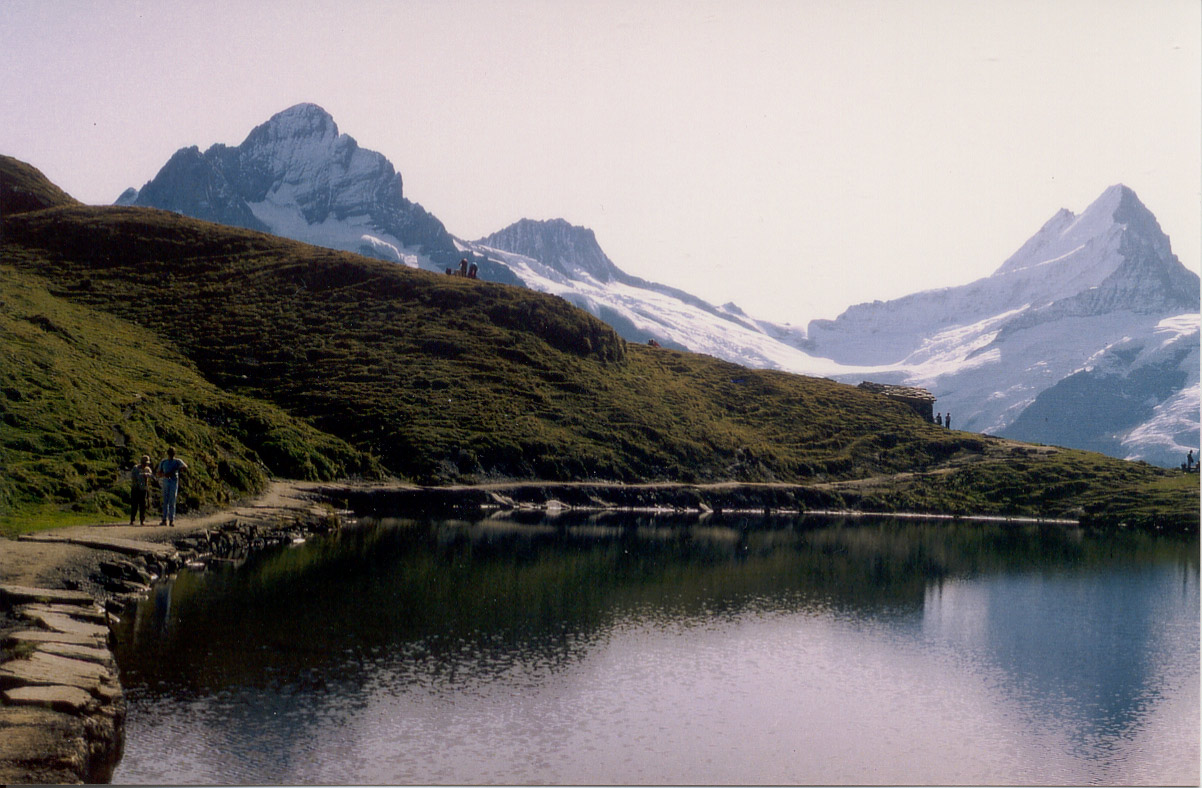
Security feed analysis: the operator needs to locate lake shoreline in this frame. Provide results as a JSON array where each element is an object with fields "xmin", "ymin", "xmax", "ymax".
[
  {"xmin": 316, "ymin": 479, "xmax": 1088, "ymax": 525},
  {"xmin": 0, "ymin": 476, "xmax": 1182, "ymax": 783},
  {"xmin": 0, "ymin": 481, "xmax": 340, "ymax": 784}
]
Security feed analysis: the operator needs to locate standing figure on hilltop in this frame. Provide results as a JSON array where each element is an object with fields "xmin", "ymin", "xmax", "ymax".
[
  {"xmin": 156, "ymin": 447, "xmax": 189, "ymax": 527},
  {"xmin": 459, "ymin": 258, "xmax": 469, "ymax": 277},
  {"xmin": 1188, "ymin": 450, "xmax": 1195, "ymax": 472},
  {"xmin": 468, "ymin": 261, "xmax": 478, "ymax": 279},
  {"xmin": 945, "ymin": 413, "xmax": 951, "ymax": 429},
  {"xmin": 129, "ymin": 454, "xmax": 154, "ymax": 526},
  {"xmin": 935, "ymin": 413, "xmax": 943, "ymax": 427}
]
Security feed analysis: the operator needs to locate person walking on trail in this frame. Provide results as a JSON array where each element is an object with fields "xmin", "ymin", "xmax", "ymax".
[
  {"xmin": 156, "ymin": 447, "xmax": 188, "ymax": 527},
  {"xmin": 129, "ymin": 454, "xmax": 154, "ymax": 526}
]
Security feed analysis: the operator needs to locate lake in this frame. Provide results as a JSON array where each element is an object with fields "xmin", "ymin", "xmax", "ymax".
[{"xmin": 110, "ymin": 513, "xmax": 1199, "ymax": 785}]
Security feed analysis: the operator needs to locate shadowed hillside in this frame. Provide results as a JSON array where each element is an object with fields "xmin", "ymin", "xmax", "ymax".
[
  {"xmin": 1, "ymin": 157, "xmax": 1196, "ymax": 530},
  {"xmin": 1, "ymin": 154, "xmax": 79, "ymax": 214}
]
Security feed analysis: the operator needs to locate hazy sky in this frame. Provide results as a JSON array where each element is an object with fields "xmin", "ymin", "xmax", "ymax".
[{"xmin": 2, "ymin": 0, "xmax": 1199, "ymax": 324}]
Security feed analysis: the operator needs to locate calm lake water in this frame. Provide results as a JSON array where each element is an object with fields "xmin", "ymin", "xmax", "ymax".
[{"xmin": 110, "ymin": 513, "xmax": 1199, "ymax": 785}]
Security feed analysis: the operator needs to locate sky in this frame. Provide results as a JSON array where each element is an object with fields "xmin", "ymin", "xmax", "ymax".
[{"xmin": 2, "ymin": 0, "xmax": 1199, "ymax": 325}]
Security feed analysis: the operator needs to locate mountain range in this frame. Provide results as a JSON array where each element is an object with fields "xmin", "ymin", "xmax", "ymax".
[{"xmin": 118, "ymin": 104, "xmax": 1200, "ymax": 467}]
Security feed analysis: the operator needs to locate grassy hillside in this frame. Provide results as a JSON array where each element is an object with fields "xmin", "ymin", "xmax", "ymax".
[
  {"xmin": 0, "ymin": 154, "xmax": 79, "ymax": 214},
  {"xmin": 0, "ymin": 266, "xmax": 375, "ymax": 533},
  {"xmin": 2, "ymin": 204, "xmax": 982, "ymax": 482},
  {"xmin": 1, "ymin": 157, "xmax": 1196, "ymax": 530}
]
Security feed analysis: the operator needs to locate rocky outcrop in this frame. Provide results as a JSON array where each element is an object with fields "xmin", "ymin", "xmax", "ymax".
[{"xmin": 478, "ymin": 219, "xmax": 627, "ymax": 283}]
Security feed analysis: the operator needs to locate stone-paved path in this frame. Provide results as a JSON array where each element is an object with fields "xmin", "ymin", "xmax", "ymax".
[{"xmin": 0, "ymin": 480, "xmax": 332, "ymax": 784}]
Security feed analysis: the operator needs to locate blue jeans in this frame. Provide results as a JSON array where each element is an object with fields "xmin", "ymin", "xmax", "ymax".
[{"xmin": 161, "ymin": 478, "xmax": 179, "ymax": 522}]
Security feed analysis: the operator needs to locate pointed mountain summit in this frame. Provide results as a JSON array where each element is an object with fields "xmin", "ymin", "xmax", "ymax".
[
  {"xmin": 990, "ymin": 184, "xmax": 1187, "ymax": 307},
  {"xmin": 802, "ymin": 184, "xmax": 1198, "ymax": 467},
  {"xmin": 806, "ymin": 184, "xmax": 1197, "ymax": 365},
  {"xmin": 119, "ymin": 103, "xmax": 468, "ymax": 272}
]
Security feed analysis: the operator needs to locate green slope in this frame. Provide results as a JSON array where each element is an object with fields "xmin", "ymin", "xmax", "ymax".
[
  {"xmin": 0, "ymin": 266, "xmax": 375, "ymax": 532},
  {"xmin": 1, "ymin": 157, "xmax": 1196, "ymax": 530},
  {"xmin": 2, "ymin": 203, "xmax": 981, "ymax": 483},
  {"xmin": 1, "ymin": 154, "xmax": 79, "ymax": 214}
]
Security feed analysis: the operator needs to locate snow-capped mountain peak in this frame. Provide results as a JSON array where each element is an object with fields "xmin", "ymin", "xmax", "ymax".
[
  {"xmin": 802, "ymin": 183, "xmax": 1198, "ymax": 466},
  {"xmin": 244, "ymin": 103, "xmax": 340, "ymax": 146},
  {"xmin": 995, "ymin": 184, "xmax": 1168, "ymax": 284},
  {"xmin": 121, "ymin": 102, "xmax": 466, "ymax": 273}
]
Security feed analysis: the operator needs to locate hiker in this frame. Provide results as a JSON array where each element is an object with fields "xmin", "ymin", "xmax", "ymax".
[
  {"xmin": 1188, "ymin": 450, "xmax": 1195, "ymax": 471},
  {"xmin": 945, "ymin": 413, "xmax": 951, "ymax": 429},
  {"xmin": 459, "ymin": 258, "xmax": 469, "ymax": 277},
  {"xmin": 468, "ymin": 261, "xmax": 478, "ymax": 279},
  {"xmin": 935, "ymin": 413, "xmax": 942, "ymax": 427},
  {"xmin": 156, "ymin": 447, "xmax": 189, "ymax": 527},
  {"xmin": 129, "ymin": 454, "xmax": 154, "ymax": 526}
]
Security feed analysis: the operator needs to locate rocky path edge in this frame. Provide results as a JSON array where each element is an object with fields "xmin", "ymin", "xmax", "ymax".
[{"xmin": 0, "ymin": 480, "xmax": 343, "ymax": 785}]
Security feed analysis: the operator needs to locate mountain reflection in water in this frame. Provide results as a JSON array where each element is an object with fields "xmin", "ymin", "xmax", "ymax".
[{"xmin": 111, "ymin": 514, "xmax": 1199, "ymax": 785}]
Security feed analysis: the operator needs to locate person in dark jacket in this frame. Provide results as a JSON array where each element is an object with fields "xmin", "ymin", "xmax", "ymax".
[{"xmin": 129, "ymin": 454, "xmax": 154, "ymax": 525}]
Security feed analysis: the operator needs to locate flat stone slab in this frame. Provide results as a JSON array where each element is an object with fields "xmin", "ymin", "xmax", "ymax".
[
  {"xmin": 2, "ymin": 683, "xmax": 98, "ymax": 714},
  {"xmin": 35, "ymin": 641, "xmax": 115, "ymax": 667},
  {"xmin": 18, "ymin": 608, "xmax": 110, "ymax": 640},
  {"xmin": 0, "ymin": 584, "xmax": 96, "ymax": 606},
  {"xmin": 0, "ymin": 651, "xmax": 114, "ymax": 692},
  {"xmin": 21, "ymin": 602, "xmax": 108, "ymax": 624},
  {"xmin": 18, "ymin": 532, "xmax": 179, "ymax": 560},
  {"xmin": 0, "ymin": 703, "xmax": 91, "ymax": 785},
  {"xmin": 4, "ymin": 629, "xmax": 106, "ymax": 648}
]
